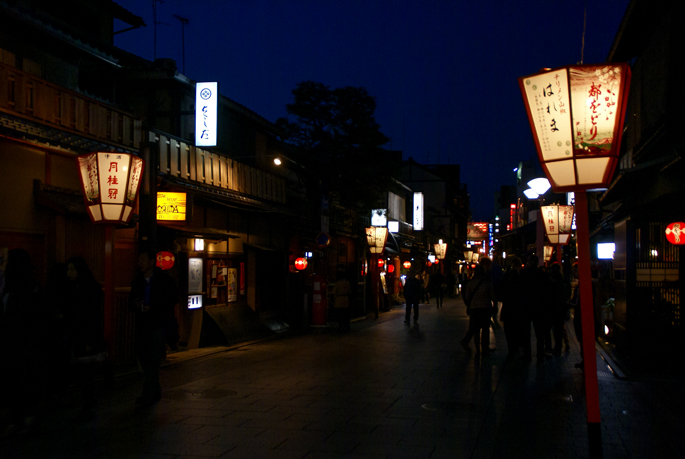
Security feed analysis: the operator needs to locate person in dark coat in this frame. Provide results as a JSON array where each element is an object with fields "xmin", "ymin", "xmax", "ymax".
[
  {"xmin": 460, "ymin": 265, "xmax": 496, "ymax": 354},
  {"xmin": 129, "ymin": 249, "xmax": 179, "ymax": 406},
  {"xmin": 548, "ymin": 263, "xmax": 571, "ymax": 356},
  {"xmin": 403, "ymin": 269, "xmax": 422, "ymax": 324},
  {"xmin": 430, "ymin": 270, "xmax": 446, "ymax": 308},
  {"xmin": 65, "ymin": 256, "xmax": 105, "ymax": 421},
  {"xmin": 520, "ymin": 254, "xmax": 552, "ymax": 363},
  {"xmin": 0, "ymin": 249, "xmax": 43, "ymax": 436},
  {"xmin": 498, "ymin": 257, "xmax": 525, "ymax": 359}
]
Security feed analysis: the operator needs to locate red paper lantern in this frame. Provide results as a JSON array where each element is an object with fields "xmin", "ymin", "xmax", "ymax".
[
  {"xmin": 403, "ymin": 261, "xmax": 411, "ymax": 269},
  {"xmin": 294, "ymin": 257, "xmax": 308, "ymax": 270},
  {"xmin": 433, "ymin": 259, "xmax": 439, "ymax": 265},
  {"xmin": 665, "ymin": 222, "xmax": 685, "ymax": 245},
  {"xmin": 156, "ymin": 251, "xmax": 175, "ymax": 270},
  {"xmin": 377, "ymin": 259, "xmax": 385, "ymax": 268},
  {"xmin": 426, "ymin": 261, "xmax": 432, "ymax": 267},
  {"xmin": 388, "ymin": 265, "xmax": 395, "ymax": 273}
]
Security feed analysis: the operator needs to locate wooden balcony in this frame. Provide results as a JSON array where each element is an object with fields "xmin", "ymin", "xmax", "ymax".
[{"xmin": 0, "ymin": 62, "xmax": 141, "ymax": 150}]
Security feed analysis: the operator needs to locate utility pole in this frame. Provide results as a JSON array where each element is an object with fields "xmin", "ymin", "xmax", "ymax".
[{"xmin": 173, "ymin": 14, "xmax": 189, "ymax": 74}]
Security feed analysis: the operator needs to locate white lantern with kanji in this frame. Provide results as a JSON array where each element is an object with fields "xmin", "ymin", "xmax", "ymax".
[
  {"xmin": 77, "ymin": 152, "xmax": 145, "ymax": 224},
  {"xmin": 541, "ymin": 205, "xmax": 575, "ymax": 245},
  {"xmin": 365, "ymin": 226, "xmax": 388, "ymax": 254},
  {"xmin": 434, "ymin": 240, "xmax": 447, "ymax": 260},
  {"xmin": 519, "ymin": 64, "xmax": 631, "ymax": 193}
]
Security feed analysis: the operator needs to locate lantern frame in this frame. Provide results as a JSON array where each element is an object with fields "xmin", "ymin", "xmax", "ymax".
[
  {"xmin": 541, "ymin": 205, "xmax": 575, "ymax": 245},
  {"xmin": 518, "ymin": 63, "xmax": 631, "ymax": 193},
  {"xmin": 365, "ymin": 226, "xmax": 388, "ymax": 254},
  {"xmin": 434, "ymin": 240, "xmax": 447, "ymax": 260},
  {"xmin": 76, "ymin": 151, "xmax": 145, "ymax": 224}
]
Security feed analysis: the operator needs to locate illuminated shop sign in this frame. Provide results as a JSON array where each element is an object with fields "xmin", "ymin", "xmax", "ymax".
[
  {"xmin": 413, "ymin": 192, "xmax": 424, "ymax": 231},
  {"xmin": 195, "ymin": 82, "xmax": 218, "ymax": 147},
  {"xmin": 156, "ymin": 192, "xmax": 187, "ymax": 221}
]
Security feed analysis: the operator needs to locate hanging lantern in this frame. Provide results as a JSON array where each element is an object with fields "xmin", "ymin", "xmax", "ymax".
[
  {"xmin": 388, "ymin": 265, "xmax": 395, "ymax": 273},
  {"xmin": 156, "ymin": 251, "xmax": 175, "ymax": 270},
  {"xmin": 377, "ymin": 258, "xmax": 385, "ymax": 268},
  {"xmin": 541, "ymin": 205, "xmax": 575, "ymax": 244},
  {"xmin": 434, "ymin": 239, "xmax": 447, "ymax": 260},
  {"xmin": 463, "ymin": 249, "xmax": 473, "ymax": 263},
  {"xmin": 433, "ymin": 259, "xmax": 439, "ymax": 264},
  {"xmin": 76, "ymin": 151, "xmax": 145, "ymax": 224},
  {"xmin": 294, "ymin": 257, "xmax": 308, "ymax": 270},
  {"xmin": 665, "ymin": 222, "xmax": 685, "ymax": 245},
  {"xmin": 426, "ymin": 261, "xmax": 432, "ymax": 267},
  {"xmin": 519, "ymin": 64, "xmax": 631, "ymax": 193},
  {"xmin": 365, "ymin": 226, "xmax": 388, "ymax": 254},
  {"xmin": 403, "ymin": 261, "xmax": 411, "ymax": 269},
  {"xmin": 543, "ymin": 245, "xmax": 554, "ymax": 263}
]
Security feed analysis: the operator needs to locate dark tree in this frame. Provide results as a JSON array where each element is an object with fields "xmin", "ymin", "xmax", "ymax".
[{"xmin": 276, "ymin": 81, "xmax": 394, "ymax": 209}]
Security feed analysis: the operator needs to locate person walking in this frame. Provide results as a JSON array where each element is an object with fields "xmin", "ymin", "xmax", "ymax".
[
  {"xmin": 421, "ymin": 269, "xmax": 431, "ymax": 304},
  {"xmin": 333, "ymin": 267, "xmax": 352, "ymax": 331},
  {"xmin": 430, "ymin": 270, "xmax": 446, "ymax": 308},
  {"xmin": 403, "ymin": 269, "xmax": 422, "ymax": 325},
  {"xmin": 520, "ymin": 254, "xmax": 552, "ymax": 363},
  {"xmin": 498, "ymin": 257, "xmax": 525, "ymax": 359},
  {"xmin": 460, "ymin": 265, "xmax": 496, "ymax": 355},
  {"xmin": 65, "ymin": 256, "xmax": 105, "ymax": 421},
  {"xmin": 548, "ymin": 263, "xmax": 571, "ymax": 356},
  {"xmin": 129, "ymin": 249, "xmax": 179, "ymax": 407}
]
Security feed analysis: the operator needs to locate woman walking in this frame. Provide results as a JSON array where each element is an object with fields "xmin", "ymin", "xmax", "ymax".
[{"xmin": 460, "ymin": 265, "xmax": 496, "ymax": 355}]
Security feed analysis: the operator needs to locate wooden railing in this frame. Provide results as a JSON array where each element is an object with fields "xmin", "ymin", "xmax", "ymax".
[
  {"xmin": 152, "ymin": 132, "xmax": 286, "ymax": 204},
  {"xmin": 0, "ymin": 62, "xmax": 142, "ymax": 150}
]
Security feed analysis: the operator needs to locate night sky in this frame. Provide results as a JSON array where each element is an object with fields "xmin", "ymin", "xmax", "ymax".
[{"xmin": 113, "ymin": 0, "xmax": 630, "ymax": 221}]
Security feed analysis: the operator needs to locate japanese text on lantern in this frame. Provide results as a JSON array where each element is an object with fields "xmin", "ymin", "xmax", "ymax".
[{"xmin": 522, "ymin": 70, "xmax": 573, "ymax": 162}]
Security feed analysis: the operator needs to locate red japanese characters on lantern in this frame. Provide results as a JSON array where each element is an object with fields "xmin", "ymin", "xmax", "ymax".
[
  {"xmin": 403, "ymin": 261, "xmax": 411, "ymax": 269},
  {"xmin": 665, "ymin": 222, "xmax": 685, "ymax": 245},
  {"xmin": 294, "ymin": 258, "xmax": 308, "ymax": 270},
  {"xmin": 76, "ymin": 151, "xmax": 144, "ymax": 224},
  {"xmin": 156, "ymin": 251, "xmax": 175, "ymax": 270}
]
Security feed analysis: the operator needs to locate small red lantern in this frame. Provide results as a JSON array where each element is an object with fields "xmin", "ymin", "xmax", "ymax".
[
  {"xmin": 403, "ymin": 261, "xmax": 411, "ymax": 269},
  {"xmin": 665, "ymin": 222, "xmax": 685, "ymax": 245},
  {"xmin": 388, "ymin": 265, "xmax": 395, "ymax": 273},
  {"xmin": 294, "ymin": 257, "xmax": 308, "ymax": 270},
  {"xmin": 426, "ymin": 261, "xmax": 432, "ymax": 267},
  {"xmin": 378, "ymin": 259, "xmax": 385, "ymax": 268},
  {"xmin": 433, "ymin": 259, "xmax": 439, "ymax": 265},
  {"xmin": 156, "ymin": 251, "xmax": 175, "ymax": 270}
]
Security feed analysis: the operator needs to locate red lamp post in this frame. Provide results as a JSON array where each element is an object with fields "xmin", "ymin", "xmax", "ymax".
[
  {"xmin": 520, "ymin": 63, "xmax": 631, "ymax": 458},
  {"xmin": 76, "ymin": 151, "xmax": 145, "ymax": 364}
]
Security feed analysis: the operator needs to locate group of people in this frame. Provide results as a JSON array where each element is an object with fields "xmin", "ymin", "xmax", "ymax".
[
  {"xmin": 460, "ymin": 254, "xmax": 578, "ymax": 364},
  {"xmin": 402, "ymin": 268, "xmax": 449, "ymax": 324},
  {"xmin": 0, "ymin": 248, "xmax": 178, "ymax": 437}
]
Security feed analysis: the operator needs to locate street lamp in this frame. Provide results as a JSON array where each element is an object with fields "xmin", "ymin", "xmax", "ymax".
[
  {"xmin": 523, "ymin": 177, "xmax": 551, "ymax": 259},
  {"xmin": 541, "ymin": 204, "xmax": 575, "ymax": 265},
  {"xmin": 519, "ymin": 62, "xmax": 631, "ymax": 458},
  {"xmin": 76, "ymin": 151, "xmax": 145, "ymax": 365},
  {"xmin": 365, "ymin": 226, "xmax": 388, "ymax": 318}
]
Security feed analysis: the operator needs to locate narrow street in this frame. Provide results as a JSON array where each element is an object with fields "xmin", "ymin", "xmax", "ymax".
[{"xmin": 2, "ymin": 296, "xmax": 683, "ymax": 459}]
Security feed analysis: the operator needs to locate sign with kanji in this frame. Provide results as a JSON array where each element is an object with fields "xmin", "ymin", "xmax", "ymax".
[
  {"xmin": 665, "ymin": 222, "xmax": 685, "ymax": 245},
  {"xmin": 195, "ymin": 82, "xmax": 218, "ymax": 147}
]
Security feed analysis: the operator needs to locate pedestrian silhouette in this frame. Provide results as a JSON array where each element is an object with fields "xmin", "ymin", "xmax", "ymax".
[{"xmin": 460, "ymin": 265, "xmax": 496, "ymax": 354}]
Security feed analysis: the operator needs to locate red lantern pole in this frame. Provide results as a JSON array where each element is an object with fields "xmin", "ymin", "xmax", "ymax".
[{"xmin": 575, "ymin": 190, "xmax": 602, "ymax": 455}]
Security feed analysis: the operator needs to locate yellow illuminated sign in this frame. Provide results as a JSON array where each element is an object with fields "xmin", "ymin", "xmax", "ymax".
[{"xmin": 157, "ymin": 192, "xmax": 187, "ymax": 221}]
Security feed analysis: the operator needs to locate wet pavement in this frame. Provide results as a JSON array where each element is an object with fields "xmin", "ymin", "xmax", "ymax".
[{"xmin": 2, "ymin": 296, "xmax": 684, "ymax": 458}]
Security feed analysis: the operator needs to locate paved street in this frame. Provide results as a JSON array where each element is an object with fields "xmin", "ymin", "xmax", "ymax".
[{"xmin": 2, "ymin": 296, "xmax": 684, "ymax": 459}]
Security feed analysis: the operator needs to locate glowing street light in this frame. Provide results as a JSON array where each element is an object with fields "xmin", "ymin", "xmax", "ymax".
[{"xmin": 520, "ymin": 62, "xmax": 631, "ymax": 458}]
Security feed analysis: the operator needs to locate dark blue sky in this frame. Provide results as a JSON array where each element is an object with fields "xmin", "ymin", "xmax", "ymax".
[{"xmin": 113, "ymin": 0, "xmax": 630, "ymax": 221}]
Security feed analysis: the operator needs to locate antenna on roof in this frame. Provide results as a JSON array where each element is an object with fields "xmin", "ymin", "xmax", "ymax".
[{"xmin": 173, "ymin": 14, "xmax": 189, "ymax": 74}]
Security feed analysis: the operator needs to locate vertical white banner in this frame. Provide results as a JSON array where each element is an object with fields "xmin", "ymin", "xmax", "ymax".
[
  {"xmin": 195, "ymin": 82, "xmax": 218, "ymax": 147},
  {"xmin": 413, "ymin": 192, "xmax": 424, "ymax": 231}
]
